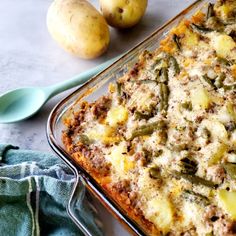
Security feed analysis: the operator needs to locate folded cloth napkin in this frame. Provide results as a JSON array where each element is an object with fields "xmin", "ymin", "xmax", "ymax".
[{"xmin": 0, "ymin": 144, "xmax": 103, "ymax": 236}]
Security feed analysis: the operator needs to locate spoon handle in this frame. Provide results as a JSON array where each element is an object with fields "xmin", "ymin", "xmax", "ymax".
[{"xmin": 45, "ymin": 55, "xmax": 121, "ymax": 99}]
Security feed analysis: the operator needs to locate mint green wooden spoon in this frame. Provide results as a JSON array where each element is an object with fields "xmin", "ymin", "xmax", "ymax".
[{"xmin": 0, "ymin": 56, "xmax": 120, "ymax": 124}]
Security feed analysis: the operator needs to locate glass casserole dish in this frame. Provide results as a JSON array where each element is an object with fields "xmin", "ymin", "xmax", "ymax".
[{"xmin": 46, "ymin": 0, "xmax": 236, "ymax": 235}]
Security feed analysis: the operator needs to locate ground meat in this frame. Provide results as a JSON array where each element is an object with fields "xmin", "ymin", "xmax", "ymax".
[
  {"xmin": 180, "ymin": 228, "xmax": 198, "ymax": 236},
  {"xmin": 129, "ymin": 191, "xmax": 138, "ymax": 202},
  {"xmin": 225, "ymin": 121, "xmax": 236, "ymax": 132},
  {"xmin": 73, "ymin": 144, "xmax": 110, "ymax": 176},
  {"xmin": 207, "ymin": 165, "xmax": 226, "ymax": 184},
  {"xmin": 128, "ymin": 51, "xmax": 151, "ymax": 78},
  {"xmin": 204, "ymin": 205, "xmax": 219, "ymax": 224},
  {"xmin": 165, "ymin": 228, "xmax": 198, "ymax": 236},
  {"xmin": 112, "ymin": 179, "xmax": 131, "ymax": 194},
  {"xmin": 168, "ymin": 125, "xmax": 196, "ymax": 151},
  {"xmin": 91, "ymin": 146, "xmax": 111, "ymax": 175},
  {"xmin": 195, "ymin": 115, "xmax": 204, "ymax": 123},
  {"xmin": 71, "ymin": 101, "xmax": 88, "ymax": 128},
  {"xmin": 91, "ymin": 96, "xmax": 111, "ymax": 120},
  {"xmin": 228, "ymin": 221, "xmax": 236, "ymax": 235},
  {"xmin": 112, "ymin": 180, "xmax": 139, "ymax": 209},
  {"xmin": 129, "ymin": 62, "xmax": 140, "ymax": 77},
  {"xmin": 214, "ymin": 218, "xmax": 236, "ymax": 236},
  {"xmin": 133, "ymin": 152, "xmax": 147, "ymax": 167},
  {"xmin": 204, "ymin": 205, "xmax": 236, "ymax": 236}
]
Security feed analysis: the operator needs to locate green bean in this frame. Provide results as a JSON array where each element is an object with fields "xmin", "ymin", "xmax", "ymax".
[
  {"xmin": 135, "ymin": 111, "xmax": 153, "ymax": 120},
  {"xmin": 155, "ymin": 67, "xmax": 168, "ymax": 83},
  {"xmin": 154, "ymin": 149, "xmax": 163, "ymax": 157},
  {"xmin": 176, "ymin": 126, "xmax": 186, "ymax": 131},
  {"xmin": 143, "ymin": 149, "xmax": 153, "ymax": 162},
  {"xmin": 206, "ymin": 16, "xmax": 224, "ymax": 31},
  {"xmin": 207, "ymin": 3, "xmax": 214, "ymax": 19},
  {"xmin": 173, "ymin": 34, "xmax": 181, "ymax": 50},
  {"xmin": 169, "ymin": 56, "xmax": 180, "ymax": 75},
  {"xmin": 191, "ymin": 23, "xmax": 213, "ymax": 33},
  {"xmin": 205, "ymin": 232, "xmax": 214, "ymax": 236},
  {"xmin": 160, "ymin": 67, "xmax": 168, "ymax": 83},
  {"xmin": 159, "ymin": 92, "xmax": 164, "ymax": 111},
  {"xmin": 182, "ymin": 190, "xmax": 210, "ymax": 206},
  {"xmin": 159, "ymin": 83, "xmax": 169, "ymax": 112},
  {"xmin": 223, "ymin": 163, "xmax": 236, "ymax": 180},
  {"xmin": 130, "ymin": 121, "xmax": 166, "ymax": 140},
  {"xmin": 149, "ymin": 166, "xmax": 161, "ymax": 179},
  {"xmin": 223, "ymin": 84, "xmax": 236, "ymax": 91},
  {"xmin": 151, "ymin": 58, "xmax": 162, "ymax": 70},
  {"xmin": 223, "ymin": 18, "xmax": 236, "ymax": 26},
  {"xmin": 163, "ymin": 86, "xmax": 170, "ymax": 111},
  {"xmin": 76, "ymin": 134, "xmax": 91, "ymax": 145},
  {"xmin": 214, "ymin": 73, "xmax": 226, "ymax": 88},
  {"xmin": 141, "ymin": 79, "xmax": 158, "ymax": 84},
  {"xmin": 116, "ymin": 82, "xmax": 122, "ymax": 96},
  {"xmin": 155, "ymin": 58, "xmax": 162, "ymax": 65},
  {"xmin": 181, "ymin": 101, "xmax": 192, "ymax": 111},
  {"xmin": 217, "ymin": 57, "xmax": 233, "ymax": 66},
  {"xmin": 179, "ymin": 157, "xmax": 198, "ymax": 175},
  {"xmin": 160, "ymin": 129, "xmax": 168, "ymax": 145},
  {"xmin": 202, "ymin": 74, "xmax": 216, "ymax": 89},
  {"xmin": 154, "ymin": 69, "xmax": 161, "ymax": 81},
  {"xmin": 173, "ymin": 171, "xmax": 216, "ymax": 188}
]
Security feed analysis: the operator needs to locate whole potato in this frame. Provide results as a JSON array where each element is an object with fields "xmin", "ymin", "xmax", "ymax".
[
  {"xmin": 47, "ymin": 0, "xmax": 110, "ymax": 59},
  {"xmin": 99, "ymin": 0, "xmax": 148, "ymax": 29}
]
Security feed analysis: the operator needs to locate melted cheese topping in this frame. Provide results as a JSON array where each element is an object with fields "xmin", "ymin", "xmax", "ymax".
[{"xmin": 63, "ymin": 1, "xmax": 236, "ymax": 235}]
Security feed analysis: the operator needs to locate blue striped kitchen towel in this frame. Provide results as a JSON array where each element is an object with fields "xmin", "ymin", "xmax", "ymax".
[{"xmin": 0, "ymin": 144, "xmax": 103, "ymax": 236}]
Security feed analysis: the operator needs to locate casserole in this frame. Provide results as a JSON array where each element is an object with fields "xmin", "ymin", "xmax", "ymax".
[{"xmin": 47, "ymin": 0, "xmax": 236, "ymax": 235}]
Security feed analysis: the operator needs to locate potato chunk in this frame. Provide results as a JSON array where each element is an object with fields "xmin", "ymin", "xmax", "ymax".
[
  {"xmin": 146, "ymin": 196, "xmax": 173, "ymax": 233},
  {"xmin": 207, "ymin": 142, "xmax": 227, "ymax": 165},
  {"xmin": 218, "ymin": 189, "xmax": 236, "ymax": 220},
  {"xmin": 214, "ymin": 2, "xmax": 236, "ymax": 21},
  {"xmin": 107, "ymin": 142, "xmax": 134, "ymax": 174},
  {"xmin": 191, "ymin": 87, "xmax": 211, "ymax": 110},
  {"xmin": 201, "ymin": 119, "xmax": 228, "ymax": 142},
  {"xmin": 87, "ymin": 124, "xmax": 119, "ymax": 144},
  {"xmin": 106, "ymin": 105, "xmax": 128, "ymax": 127},
  {"xmin": 182, "ymin": 29, "xmax": 199, "ymax": 48},
  {"xmin": 212, "ymin": 34, "xmax": 236, "ymax": 60}
]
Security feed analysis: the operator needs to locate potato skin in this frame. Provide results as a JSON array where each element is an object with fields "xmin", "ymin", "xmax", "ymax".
[
  {"xmin": 100, "ymin": 0, "xmax": 148, "ymax": 29},
  {"xmin": 47, "ymin": 0, "xmax": 110, "ymax": 59}
]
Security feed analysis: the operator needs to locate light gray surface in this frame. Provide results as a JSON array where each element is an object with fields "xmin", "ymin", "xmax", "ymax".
[{"xmin": 0, "ymin": 0, "xmax": 194, "ymax": 235}]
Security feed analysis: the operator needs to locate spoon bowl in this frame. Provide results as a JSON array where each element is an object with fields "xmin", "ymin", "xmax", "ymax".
[{"xmin": 0, "ymin": 87, "xmax": 46, "ymax": 123}]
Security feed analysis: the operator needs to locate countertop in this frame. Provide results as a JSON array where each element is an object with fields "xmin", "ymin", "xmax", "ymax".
[{"xmin": 0, "ymin": 0, "xmax": 194, "ymax": 235}]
